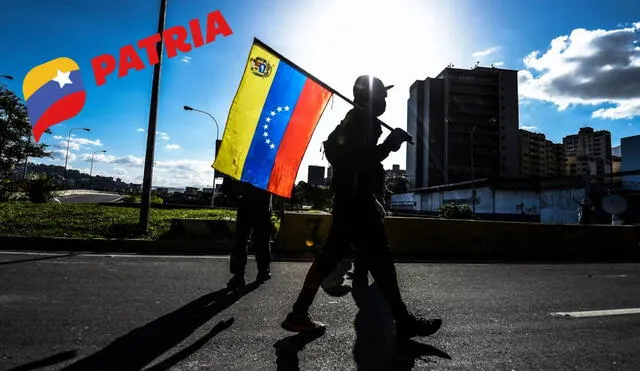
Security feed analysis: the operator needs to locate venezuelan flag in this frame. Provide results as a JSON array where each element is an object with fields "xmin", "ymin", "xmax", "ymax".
[
  {"xmin": 23, "ymin": 57, "xmax": 86, "ymax": 142},
  {"xmin": 214, "ymin": 39, "xmax": 333, "ymax": 198}
]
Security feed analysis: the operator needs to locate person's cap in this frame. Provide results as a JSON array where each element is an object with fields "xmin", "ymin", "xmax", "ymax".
[{"xmin": 353, "ymin": 75, "xmax": 394, "ymax": 100}]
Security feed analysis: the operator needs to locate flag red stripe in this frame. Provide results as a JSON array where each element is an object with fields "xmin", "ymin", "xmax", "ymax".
[
  {"xmin": 267, "ymin": 79, "xmax": 332, "ymax": 197},
  {"xmin": 32, "ymin": 91, "xmax": 86, "ymax": 142}
]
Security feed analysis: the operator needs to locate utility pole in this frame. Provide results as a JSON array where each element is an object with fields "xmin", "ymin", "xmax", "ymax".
[{"xmin": 139, "ymin": 0, "xmax": 167, "ymax": 232}]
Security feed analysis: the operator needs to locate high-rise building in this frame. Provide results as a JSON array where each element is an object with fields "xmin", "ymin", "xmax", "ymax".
[
  {"xmin": 406, "ymin": 65, "xmax": 520, "ymax": 188},
  {"xmin": 563, "ymin": 127, "xmax": 612, "ymax": 177},
  {"xmin": 385, "ymin": 164, "xmax": 406, "ymax": 179},
  {"xmin": 307, "ymin": 165, "xmax": 325, "ymax": 186},
  {"xmin": 621, "ymin": 134, "xmax": 640, "ymax": 189},
  {"xmin": 520, "ymin": 129, "xmax": 566, "ymax": 178}
]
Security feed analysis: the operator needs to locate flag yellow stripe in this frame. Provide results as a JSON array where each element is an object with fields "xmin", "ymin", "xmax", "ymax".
[
  {"xmin": 23, "ymin": 57, "xmax": 80, "ymax": 101},
  {"xmin": 213, "ymin": 43, "xmax": 280, "ymax": 179}
]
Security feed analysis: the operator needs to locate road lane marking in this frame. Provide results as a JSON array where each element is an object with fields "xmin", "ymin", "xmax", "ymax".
[{"xmin": 551, "ymin": 308, "xmax": 640, "ymax": 318}]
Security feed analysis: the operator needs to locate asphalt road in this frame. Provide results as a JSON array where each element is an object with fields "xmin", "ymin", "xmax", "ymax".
[
  {"xmin": 56, "ymin": 193, "xmax": 123, "ymax": 204},
  {"xmin": 0, "ymin": 251, "xmax": 639, "ymax": 370}
]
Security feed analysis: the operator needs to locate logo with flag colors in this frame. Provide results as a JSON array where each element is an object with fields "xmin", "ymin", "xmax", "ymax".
[
  {"xmin": 213, "ymin": 39, "xmax": 333, "ymax": 198},
  {"xmin": 23, "ymin": 57, "xmax": 86, "ymax": 142}
]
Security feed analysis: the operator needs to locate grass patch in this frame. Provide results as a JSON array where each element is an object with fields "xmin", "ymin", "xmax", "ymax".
[{"xmin": 0, "ymin": 202, "xmax": 236, "ymax": 240}]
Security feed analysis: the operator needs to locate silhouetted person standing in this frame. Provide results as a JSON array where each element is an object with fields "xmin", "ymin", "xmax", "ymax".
[
  {"xmin": 572, "ymin": 194, "xmax": 595, "ymax": 225},
  {"xmin": 281, "ymin": 75, "xmax": 442, "ymax": 340},
  {"xmin": 227, "ymin": 179, "xmax": 273, "ymax": 289}
]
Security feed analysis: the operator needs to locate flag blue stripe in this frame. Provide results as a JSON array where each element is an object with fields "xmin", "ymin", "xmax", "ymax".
[{"xmin": 240, "ymin": 61, "xmax": 307, "ymax": 188}]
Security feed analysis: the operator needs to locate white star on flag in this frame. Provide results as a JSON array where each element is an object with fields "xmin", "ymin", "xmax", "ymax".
[
  {"xmin": 263, "ymin": 124, "xmax": 269, "ymax": 129},
  {"xmin": 270, "ymin": 144, "xmax": 275, "ymax": 149},
  {"xmin": 284, "ymin": 106, "xmax": 290, "ymax": 111},
  {"xmin": 263, "ymin": 132, "xmax": 268, "ymax": 137},
  {"xmin": 52, "ymin": 70, "xmax": 72, "ymax": 88},
  {"xmin": 266, "ymin": 117, "xmax": 271, "ymax": 123},
  {"xmin": 277, "ymin": 106, "xmax": 282, "ymax": 112},
  {"xmin": 271, "ymin": 111, "xmax": 276, "ymax": 116},
  {"xmin": 266, "ymin": 139, "xmax": 271, "ymax": 144}
]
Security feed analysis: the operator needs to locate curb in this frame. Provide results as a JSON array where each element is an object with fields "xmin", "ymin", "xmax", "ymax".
[{"xmin": 0, "ymin": 236, "xmax": 230, "ymax": 255}]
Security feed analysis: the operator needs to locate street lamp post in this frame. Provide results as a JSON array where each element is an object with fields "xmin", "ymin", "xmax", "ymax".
[
  {"xmin": 0, "ymin": 75, "xmax": 12, "ymax": 89},
  {"xmin": 64, "ymin": 127, "xmax": 90, "ymax": 179},
  {"xmin": 90, "ymin": 150, "xmax": 106, "ymax": 177},
  {"xmin": 184, "ymin": 105, "xmax": 220, "ymax": 208}
]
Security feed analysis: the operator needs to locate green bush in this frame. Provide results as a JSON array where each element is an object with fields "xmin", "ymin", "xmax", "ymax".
[{"xmin": 23, "ymin": 174, "xmax": 57, "ymax": 203}]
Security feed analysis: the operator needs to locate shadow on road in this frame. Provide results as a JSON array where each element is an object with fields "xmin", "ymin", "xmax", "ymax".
[
  {"xmin": 352, "ymin": 281, "xmax": 451, "ymax": 370},
  {"xmin": 6, "ymin": 350, "xmax": 78, "ymax": 371},
  {"xmin": 59, "ymin": 282, "xmax": 260, "ymax": 371},
  {"xmin": 273, "ymin": 328, "xmax": 326, "ymax": 371},
  {"xmin": 0, "ymin": 253, "xmax": 78, "ymax": 266}
]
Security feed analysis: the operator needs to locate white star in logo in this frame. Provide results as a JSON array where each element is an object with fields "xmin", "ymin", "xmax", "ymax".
[
  {"xmin": 263, "ymin": 132, "xmax": 269, "ymax": 137},
  {"xmin": 270, "ymin": 144, "xmax": 275, "ymax": 149},
  {"xmin": 266, "ymin": 139, "xmax": 271, "ymax": 144},
  {"xmin": 284, "ymin": 106, "xmax": 290, "ymax": 111},
  {"xmin": 263, "ymin": 124, "xmax": 269, "ymax": 130},
  {"xmin": 266, "ymin": 117, "xmax": 271, "ymax": 123},
  {"xmin": 270, "ymin": 111, "xmax": 276, "ymax": 116},
  {"xmin": 52, "ymin": 70, "xmax": 72, "ymax": 88},
  {"xmin": 277, "ymin": 106, "xmax": 282, "ymax": 112}
]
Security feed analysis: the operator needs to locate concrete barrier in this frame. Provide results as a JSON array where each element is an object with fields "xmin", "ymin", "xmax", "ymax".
[{"xmin": 274, "ymin": 212, "xmax": 640, "ymax": 261}]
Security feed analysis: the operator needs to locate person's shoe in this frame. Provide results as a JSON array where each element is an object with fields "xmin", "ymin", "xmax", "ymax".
[
  {"xmin": 396, "ymin": 313, "xmax": 442, "ymax": 339},
  {"xmin": 226, "ymin": 274, "xmax": 246, "ymax": 290},
  {"xmin": 281, "ymin": 311, "xmax": 327, "ymax": 333},
  {"xmin": 257, "ymin": 270, "xmax": 271, "ymax": 283}
]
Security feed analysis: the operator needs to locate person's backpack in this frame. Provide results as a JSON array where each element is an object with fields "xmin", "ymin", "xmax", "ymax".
[
  {"xmin": 322, "ymin": 110, "xmax": 357, "ymax": 167},
  {"xmin": 322, "ymin": 123, "xmax": 346, "ymax": 167}
]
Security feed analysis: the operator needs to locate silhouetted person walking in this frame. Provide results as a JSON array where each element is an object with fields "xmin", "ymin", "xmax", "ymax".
[
  {"xmin": 226, "ymin": 179, "xmax": 273, "ymax": 288},
  {"xmin": 281, "ymin": 75, "xmax": 442, "ymax": 340}
]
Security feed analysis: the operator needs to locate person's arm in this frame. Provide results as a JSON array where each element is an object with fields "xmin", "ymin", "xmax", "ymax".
[{"xmin": 331, "ymin": 113, "xmax": 399, "ymax": 170}]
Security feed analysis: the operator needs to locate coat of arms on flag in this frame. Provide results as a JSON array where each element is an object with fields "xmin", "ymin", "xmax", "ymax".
[{"xmin": 213, "ymin": 38, "xmax": 334, "ymax": 198}]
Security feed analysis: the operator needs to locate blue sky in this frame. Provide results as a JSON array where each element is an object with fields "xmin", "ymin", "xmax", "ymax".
[{"xmin": 1, "ymin": 0, "xmax": 639, "ymax": 188}]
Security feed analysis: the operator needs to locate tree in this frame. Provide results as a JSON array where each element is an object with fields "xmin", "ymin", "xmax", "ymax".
[
  {"xmin": 384, "ymin": 175, "xmax": 409, "ymax": 209},
  {"xmin": 0, "ymin": 86, "xmax": 53, "ymax": 183}
]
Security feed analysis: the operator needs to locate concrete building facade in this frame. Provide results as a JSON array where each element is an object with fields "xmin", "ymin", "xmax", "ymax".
[
  {"xmin": 563, "ymin": 127, "xmax": 612, "ymax": 178},
  {"xmin": 407, "ymin": 66, "xmax": 520, "ymax": 189},
  {"xmin": 520, "ymin": 129, "xmax": 566, "ymax": 178}
]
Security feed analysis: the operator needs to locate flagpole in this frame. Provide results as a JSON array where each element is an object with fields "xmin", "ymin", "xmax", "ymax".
[{"xmin": 253, "ymin": 38, "xmax": 413, "ymax": 144}]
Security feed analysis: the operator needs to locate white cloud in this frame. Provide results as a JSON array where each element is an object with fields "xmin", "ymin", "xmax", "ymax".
[
  {"xmin": 180, "ymin": 56, "xmax": 192, "ymax": 64},
  {"xmin": 493, "ymin": 61, "xmax": 505, "ymax": 67},
  {"xmin": 520, "ymin": 125, "xmax": 539, "ymax": 131},
  {"xmin": 50, "ymin": 149, "xmax": 76, "ymax": 163},
  {"xmin": 53, "ymin": 135, "xmax": 64, "ymax": 140},
  {"xmin": 518, "ymin": 23, "xmax": 640, "ymax": 119},
  {"xmin": 77, "ymin": 153, "xmax": 144, "ymax": 166},
  {"xmin": 165, "ymin": 144, "xmax": 182, "ymax": 150},
  {"xmin": 71, "ymin": 137, "xmax": 103, "ymax": 147},
  {"xmin": 137, "ymin": 128, "xmax": 145, "ymax": 132},
  {"xmin": 111, "ymin": 155, "xmax": 145, "ymax": 166},
  {"xmin": 157, "ymin": 132, "xmax": 170, "ymax": 140},
  {"xmin": 472, "ymin": 46, "xmax": 500, "ymax": 58},
  {"xmin": 150, "ymin": 159, "xmax": 215, "ymax": 187}
]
